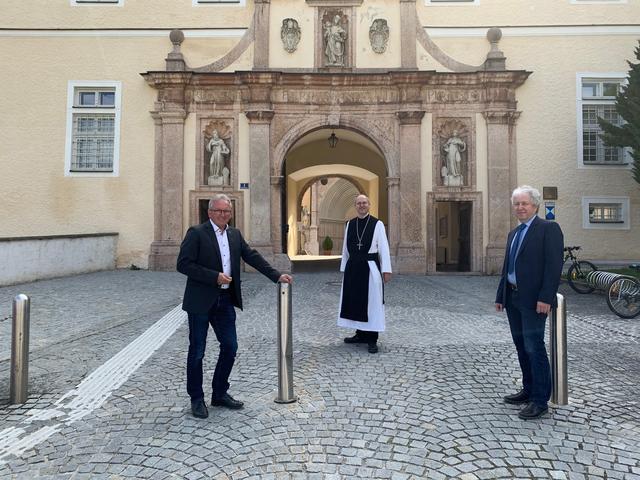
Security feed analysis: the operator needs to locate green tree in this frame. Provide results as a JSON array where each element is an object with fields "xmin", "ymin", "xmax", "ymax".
[{"xmin": 598, "ymin": 41, "xmax": 640, "ymax": 184}]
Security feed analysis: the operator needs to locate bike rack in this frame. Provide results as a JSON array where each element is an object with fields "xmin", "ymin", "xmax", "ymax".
[{"xmin": 584, "ymin": 270, "xmax": 624, "ymax": 290}]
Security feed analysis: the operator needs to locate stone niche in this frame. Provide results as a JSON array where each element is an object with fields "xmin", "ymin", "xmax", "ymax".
[
  {"xmin": 316, "ymin": 8, "xmax": 354, "ymax": 69},
  {"xmin": 198, "ymin": 118, "xmax": 236, "ymax": 188},
  {"xmin": 433, "ymin": 117, "xmax": 476, "ymax": 190}
]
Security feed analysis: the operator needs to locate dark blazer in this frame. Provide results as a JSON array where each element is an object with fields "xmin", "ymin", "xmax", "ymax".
[
  {"xmin": 177, "ymin": 221, "xmax": 282, "ymax": 314},
  {"xmin": 495, "ymin": 215, "xmax": 564, "ymax": 310}
]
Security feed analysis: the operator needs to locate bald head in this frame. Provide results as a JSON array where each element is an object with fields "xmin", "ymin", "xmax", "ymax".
[{"xmin": 355, "ymin": 194, "xmax": 370, "ymax": 218}]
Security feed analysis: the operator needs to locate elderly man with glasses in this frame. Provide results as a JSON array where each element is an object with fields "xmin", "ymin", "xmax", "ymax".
[{"xmin": 177, "ymin": 193, "xmax": 292, "ymax": 418}]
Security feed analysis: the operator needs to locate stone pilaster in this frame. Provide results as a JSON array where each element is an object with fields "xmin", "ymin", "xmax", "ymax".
[
  {"xmin": 400, "ymin": 0, "xmax": 417, "ymax": 70},
  {"xmin": 483, "ymin": 110, "xmax": 520, "ymax": 274},
  {"xmin": 386, "ymin": 176, "xmax": 400, "ymax": 256},
  {"xmin": 245, "ymin": 110, "xmax": 275, "ymax": 260},
  {"xmin": 148, "ymin": 110, "xmax": 187, "ymax": 271},
  {"xmin": 395, "ymin": 111, "xmax": 426, "ymax": 274},
  {"xmin": 253, "ymin": 0, "xmax": 270, "ymax": 70}
]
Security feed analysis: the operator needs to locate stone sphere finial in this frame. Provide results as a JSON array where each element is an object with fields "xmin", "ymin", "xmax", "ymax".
[
  {"xmin": 487, "ymin": 27, "xmax": 502, "ymax": 44},
  {"xmin": 170, "ymin": 29, "xmax": 185, "ymax": 47}
]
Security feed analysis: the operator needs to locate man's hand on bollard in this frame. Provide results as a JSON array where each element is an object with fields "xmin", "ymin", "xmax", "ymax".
[{"xmin": 279, "ymin": 274, "xmax": 293, "ymax": 284}]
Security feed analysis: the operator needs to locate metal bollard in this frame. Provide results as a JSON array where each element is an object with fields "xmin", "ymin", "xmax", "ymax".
[
  {"xmin": 549, "ymin": 293, "xmax": 568, "ymax": 405},
  {"xmin": 10, "ymin": 294, "xmax": 30, "ymax": 404},
  {"xmin": 274, "ymin": 283, "xmax": 297, "ymax": 403}
]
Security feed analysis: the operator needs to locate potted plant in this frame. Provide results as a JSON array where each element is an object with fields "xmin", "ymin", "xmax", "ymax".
[{"xmin": 322, "ymin": 235, "xmax": 333, "ymax": 255}]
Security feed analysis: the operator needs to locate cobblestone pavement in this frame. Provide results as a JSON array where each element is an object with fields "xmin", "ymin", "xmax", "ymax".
[{"xmin": 0, "ymin": 270, "xmax": 639, "ymax": 479}]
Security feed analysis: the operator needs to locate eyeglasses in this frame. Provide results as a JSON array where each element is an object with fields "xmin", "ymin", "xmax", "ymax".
[{"xmin": 210, "ymin": 209, "xmax": 232, "ymax": 215}]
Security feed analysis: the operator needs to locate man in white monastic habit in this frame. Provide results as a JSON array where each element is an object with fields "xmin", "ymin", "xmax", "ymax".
[{"xmin": 338, "ymin": 194, "xmax": 392, "ymax": 354}]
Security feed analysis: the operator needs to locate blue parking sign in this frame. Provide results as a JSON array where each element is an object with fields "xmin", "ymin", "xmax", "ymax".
[{"xmin": 545, "ymin": 203, "xmax": 555, "ymax": 221}]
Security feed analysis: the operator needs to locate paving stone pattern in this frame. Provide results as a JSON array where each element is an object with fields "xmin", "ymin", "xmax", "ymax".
[{"xmin": 0, "ymin": 271, "xmax": 639, "ymax": 479}]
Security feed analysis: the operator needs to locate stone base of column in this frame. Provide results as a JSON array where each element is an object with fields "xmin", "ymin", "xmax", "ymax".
[
  {"xmin": 485, "ymin": 244, "xmax": 505, "ymax": 275},
  {"xmin": 244, "ymin": 244, "xmax": 275, "ymax": 273},
  {"xmin": 395, "ymin": 243, "xmax": 427, "ymax": 274},
  {"xmin": 148, "ymin": 241, "xmax": 181, "ymax": 271},
  {"xmin": 273, "ymin": 253, "xmax": 292, "ymax": 274}
]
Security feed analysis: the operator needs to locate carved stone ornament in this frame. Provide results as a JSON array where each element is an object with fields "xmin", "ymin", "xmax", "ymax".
[
  {"xmin": 281, "ymin": 18, "xmax": 301, "ymax": 54},
  {"xmin": 322, "ymin": 12, "xmax": 348, "ymax": 67},
  {"xmin": 203, "ymin": 120, "xmax": 232, "ymax": 187},
  {"xmin": 369, "ymin": 19, "xmax": 389, "ymax": 54}
]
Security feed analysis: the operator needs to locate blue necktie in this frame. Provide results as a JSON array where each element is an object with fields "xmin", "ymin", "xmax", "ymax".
[{"xmin": 507, "ymin": 224, "xmax": 526, "ymax": 276}]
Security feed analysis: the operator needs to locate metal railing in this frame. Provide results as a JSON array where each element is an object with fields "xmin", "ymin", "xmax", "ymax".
[
  {"xmin": 549, "ymin": 293, "xmax": 567, "ymax": 405},
  {"xmin": 275, "ymin": 283, "xmax": 297, "ymax": 404},
  {"xmin": 10, "ymin": 294, "xmax": 30, "ymax": 404}
]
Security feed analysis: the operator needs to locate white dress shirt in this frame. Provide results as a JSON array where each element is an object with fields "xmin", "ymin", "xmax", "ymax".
[{"xmin": 211, "ymin": 220, "xmax": 232, "ymax": 289}]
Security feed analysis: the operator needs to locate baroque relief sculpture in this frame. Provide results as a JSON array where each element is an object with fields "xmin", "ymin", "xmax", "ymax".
[
  {"xmin": 281, "ymin": 18, "xmax": 301, "ymax": 53},
  {"xmin": 323, "ymin": 14, "xmax": 348, "ymax": 66},
  {"xmin": 203, "ymin": 120, "xmax": 232, "ymax": 186},
  {"xmin": 369, "ymin": 19, "xmax": 389, "ymax": 54}
]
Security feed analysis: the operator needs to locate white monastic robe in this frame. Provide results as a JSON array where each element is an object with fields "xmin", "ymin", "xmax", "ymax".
[{"xmin": 337, "ymin": 217, "xmax": 392, "ymax": 332}]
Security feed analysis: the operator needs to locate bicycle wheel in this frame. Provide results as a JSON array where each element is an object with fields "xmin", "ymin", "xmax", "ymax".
[
  {"xmin": 567, "ymin": 261, "xmax": 597, "ymax": 294},
  {"xmin": 607, "ymin": 277, "xmax": 640, "ymax": 319}
]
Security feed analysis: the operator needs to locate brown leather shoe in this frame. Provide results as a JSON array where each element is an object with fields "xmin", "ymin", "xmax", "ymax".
[{"xmin": 503, "ymin": 389, "xmax": 529, "ymax": 405}]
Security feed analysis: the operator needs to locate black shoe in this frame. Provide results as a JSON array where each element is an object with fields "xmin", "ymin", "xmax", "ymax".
[
  {"xmin": 211, "ymin": 393, "xmax": 244, "ymax": 410},
  {"xmin": 518, "ymin": 402, "xmax": 548, "ymax": 420},
  {"xmin": 191, "ymin": 399, "xmax": 208, "ymax": 418},
  {"xmin": 368, "ymin": 343, "xmax": 378, "ymax": 354},
  {"xmin": 344, "ymin": 334, "xmax": 367, "ymax": 344},
  {"xmin": 503, "ymin": 389, "xmax": 529, "ymax": 405}
]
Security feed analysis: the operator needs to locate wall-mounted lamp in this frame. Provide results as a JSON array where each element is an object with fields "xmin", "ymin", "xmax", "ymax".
[{"xmin": 328, "ymin": 131, "xmax": 338, "ymax": 149}]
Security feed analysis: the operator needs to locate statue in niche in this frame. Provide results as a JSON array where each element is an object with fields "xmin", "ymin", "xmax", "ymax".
[
  {"xmin": 281, "ymin": 18, "xmax": 301, "ymax": 53},
  {"xmin": 207, "ymin": 130, "xmax": 230, "ymax": 185},
  {"xmin": 441, "ymin": 130, "xmax": 466, "ymax": 187},
  {"xmin": 323, "ymin": 14, "xmax": 347, "ymax": 66},
  {"xmin": 369, "ymin": 19, "xmax": 389, "ymax": 54}
]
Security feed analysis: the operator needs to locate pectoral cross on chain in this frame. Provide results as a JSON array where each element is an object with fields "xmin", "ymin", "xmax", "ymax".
[{"xmin": 357, "ymin": 241, "xmax": 363, "ymax": 250}]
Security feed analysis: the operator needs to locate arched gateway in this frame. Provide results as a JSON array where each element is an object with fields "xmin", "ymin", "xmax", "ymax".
[{"xmin": 142, "ymin": 4, "xmax": 528, "ymax": 275}]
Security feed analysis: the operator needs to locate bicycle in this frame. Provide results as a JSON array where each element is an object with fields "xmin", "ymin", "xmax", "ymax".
[
  {"xmin": 563, "ymin": 246, "xmax": 598, "ymax": 294},
  {"xmin": 606, "ymin": 264, "xmax": 640, "ymax": 319}
]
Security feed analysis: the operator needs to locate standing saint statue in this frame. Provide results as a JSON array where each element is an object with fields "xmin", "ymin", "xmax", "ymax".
[
  {"xmin": 441, "ymin": 130, "xmax": 466, "ymax": 186},
  {"xmin": 324, "ymin": 15, "xmax": 347, "ymax": 66},
  {"xmin": 207, "ymin": 130, "xmax": 230, "ymax": 185}
]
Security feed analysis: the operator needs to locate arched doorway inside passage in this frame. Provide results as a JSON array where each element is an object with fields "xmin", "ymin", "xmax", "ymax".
[{"xmin": 279, "ymin": 127, "xmax": 389, "ymax": 270}]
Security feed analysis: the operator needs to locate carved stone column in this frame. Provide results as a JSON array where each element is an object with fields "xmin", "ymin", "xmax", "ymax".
[
  {"xmin": 386, "ymin": 176, "xmax": 400, "ymax": 258},
  {"xmin": 254, "ymin": 0, "xmax": 270, "ymax": 70},
  {"xmin": 396, "ymin": 111, "xmax": 426, "ymax": 274},
  {"xmin": 270, "ymin": 174, "xmax": 292, "ymax": 273},
  {"xmin": 400, "ymin": 0, "xmax": 417, "ymax": 69},
  {"xmin": 483, "ymin": 110, "xmax": 521, "ymax": 274},
  {"xmin": 148, "ymin": 110, "xmax": 187, "ymax": 270},
  {"xmin": 246, "ymin": 110, "xmax": 275, "ymax": 259}
]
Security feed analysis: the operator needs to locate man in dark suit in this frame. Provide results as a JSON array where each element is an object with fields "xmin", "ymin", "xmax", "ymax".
[
  {"xmin": 495, "ymin": 185, "xmax": 564, "ymax": 420},
  {"xmin": 177, "ymin": 193, "xmax": 292, "ymax": 418}
]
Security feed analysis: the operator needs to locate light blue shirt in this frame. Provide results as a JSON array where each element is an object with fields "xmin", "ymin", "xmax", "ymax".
[{"xmin": 507, "ymin": 215, "xmax": 536, "ymax": 286}]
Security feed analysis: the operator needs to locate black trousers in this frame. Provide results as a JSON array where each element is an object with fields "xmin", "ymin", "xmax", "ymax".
[{"xmin": 356, "ymin": 329, "xmax": 379, "ymax": 344}]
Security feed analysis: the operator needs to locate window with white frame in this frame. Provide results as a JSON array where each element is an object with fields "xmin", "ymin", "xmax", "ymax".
[
  {"xmin": 65, "ymin": 81, "xmax": 121, "ymax": 176},
  {"xmin": 582, "ymin": 196, "xmax": 630, "ymax": 230},
  {"xmin": 194, "ymin": 0, "xmax": 243, "ymax": 5},
  {"xmin": 427, "ymin": 0, "xmax": 477, "ymax": 4},
  {"xmin": 578, "ymin": 75, "xmax": 627, "ymax": 166},
  {"xmin": 72, "ymin": 0, "xmax": 122, "ymax": 5}
]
